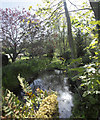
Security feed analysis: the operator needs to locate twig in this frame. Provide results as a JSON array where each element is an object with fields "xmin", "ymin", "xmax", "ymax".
[
  {"xmin": 60, "ymin": 8, "xmax": 92, "ymax": 14},
  {"xmin": 68, "ymin": 0, "xmax": 79, "ymax": 9}
]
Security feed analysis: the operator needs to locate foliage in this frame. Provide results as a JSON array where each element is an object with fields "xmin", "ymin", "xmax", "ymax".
[
  {"xmin": 1, "ymin": 8, "xmax": 28, "ymax": 62},
  {"xmin": 75, "ymin": 30, "xmax": 86, "ymax": 58},
  {"xmin": 2, "ymin": 0, "xmax": 100, "ymax": 118},
  {"xmin": 1, "ymin": 8, "xmax": 41, "ymax": 62},
  {"xmin": 2, "ymin": 75, "xmax": 58, "ymax": 118},
  {"xmin": 35, "ymin": 0, "xmax": 63, "ymax": 29},
  {"xmin": 2, "ymin": 89, "xmax": 33, "ymax": 118},
  {"xmin": 64, "ymin": 2, "xmax": 100, "ymax": 116},
  {"xmin": 35, "ymin": 94, "xmax": 59, "ymax": 118},
  {"xmin": 69, "ymin": 50, "xmax": 100, "ymax": 118},
  {"xmin": 69, "ymin": 29, "xmax": 100, "ymax": 118},
  {"xmin": 47, "ymin": 55, "xmax": 67, "ymax": 70},
  {"xmin": 34, "ymin": 0, "xmax": 68, "ymax": 58},
  {"xmin": 2, "ymin": 54, "xmax": 9, "ymax": 66},
  {"xmin": 71, "ymin": 94, "xmax": 85, "ymax": 118},
  {"xmin": 2, "ymin": 56, "xmax": 67, "ymax": 92},
  {"xmin": 79, "ymin": 39, "xmax": 100, "ymax": 97},
  {"xmin": 2, "ymin": 58, "xmax": 50, "ymax": 91},
  {"xmin": 67, "ymin": 38, "xmax": 100, "ymax": 118},
  {"xmin": 61, "ymin": 50, "xmax": 71, "ymax": 61},
  {"xmin": 72, "ymin": 93, "xmax": 100, "ymax": 118}
]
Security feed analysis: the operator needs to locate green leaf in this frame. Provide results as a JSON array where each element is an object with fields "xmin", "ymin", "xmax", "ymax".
[
  {"xmin": 70, "ymin": 67, "xmax": 84, "ymax": 72},
  {"xmin": 96, "ymin": 80, "xmax": 100, "ymax": 84},
  {"xmin": 5, "ymin": 111, "xmax": 13, "ymax": 116}
]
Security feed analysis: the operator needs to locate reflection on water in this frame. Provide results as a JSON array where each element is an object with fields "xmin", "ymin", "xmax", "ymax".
[{"xmin": 30, "ymin": 70, "xmax": 73, "ymax": 118}]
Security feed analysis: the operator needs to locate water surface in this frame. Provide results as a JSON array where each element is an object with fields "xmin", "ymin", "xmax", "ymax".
[{"xmin": 30, "ymin": 70, "xmax": 73, "ymax": 118}]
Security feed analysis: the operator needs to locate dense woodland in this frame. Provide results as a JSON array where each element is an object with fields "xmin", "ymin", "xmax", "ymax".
[{"xmin": 1, "ymin": 0, "xmax": 100, "ymax": 118}]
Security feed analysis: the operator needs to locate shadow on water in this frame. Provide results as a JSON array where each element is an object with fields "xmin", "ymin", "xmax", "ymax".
[{"xmin": 29, "ymin": 69, "xmax": 74, "ymax": 118}]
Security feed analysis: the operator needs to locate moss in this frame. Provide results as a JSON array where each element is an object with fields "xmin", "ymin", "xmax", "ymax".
[{"xmin": 35, "ymin": 94, "xmax": 59, "ymax": 118}]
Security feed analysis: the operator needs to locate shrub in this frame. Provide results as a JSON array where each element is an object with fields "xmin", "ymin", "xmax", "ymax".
[
  {"xmin": 61, "ymin": 50, "xmax": 71, "ymax": 61},
  {"xmin": 70, "ymin": 39, "xmax": 100, "ymax": 118},
  {"xmin": 35, "ymin": 94, "xmax": 59, "ymax": 118},
  {"xmin": 2, "ymin": 63, "xmax": 33, "ymax": 92},
  {"xmin": 2, "ymin": 54, "xmax": 9, "ymax": 66},
  {"xmin": 2, "ymin": 75, "xmax": 59, "ymax": 119},
  {"xmin": 2, "ymin": 58, "xmax": 50, "ymax": 92}
]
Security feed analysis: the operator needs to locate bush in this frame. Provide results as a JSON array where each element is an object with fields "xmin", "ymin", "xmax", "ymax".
[
  {"xmin": 35, "ymin": 94, "xmax": 59, "ymax": 118},
  {"xmin": 2, "ymin": 58, "xmax": 50, "ymax": 92},
  {"xmin": 70, "ymin": 39, "xmax": 100, "ymax": 118},
  {"xmin": 2, "ymin": 54, "xmax": 9, "ymax": 66},
  {"xmin": 61, "ymin": 50, "xmax": 71, "ymax": 61},
  {"xmin": 2, "ymin": 62, "xmax": 33, "ymax": 92},
  {"xmin": 2, "ymin": 75, "xmax": 58, "ymax": 119}
]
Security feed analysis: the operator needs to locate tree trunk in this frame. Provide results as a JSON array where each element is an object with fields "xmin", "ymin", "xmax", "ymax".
[
  {"xmin": 63, "ymin": 0, "xmax": 76, "ymax": 59},
  {"xmin": 12, "ymin": 45, "xmax": 17, "ymax": 62},
  {"xmin": 63, "ymin": 1, "xmax": 81, "ymax": 90},
  {"xmin": 9, "ymin": 53, "xmax": 16, "ymax": 62},
  {"xmin": 12, "ymin": 53, "xmax": 17, "ymax": 62},
  {"xmin": 62, "ymin": 26, "xmax": 66, "ymax": 53}
]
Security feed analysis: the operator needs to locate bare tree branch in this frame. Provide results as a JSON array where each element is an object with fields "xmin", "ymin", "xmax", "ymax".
[{"xmin": 68, "ymin": 0, "xmax": 79, "ymax": 9}]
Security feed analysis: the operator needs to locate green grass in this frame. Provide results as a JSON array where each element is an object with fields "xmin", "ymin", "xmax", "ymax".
[{"xmin": 17, "ymin": 56, "xmax": 30, "ymax": 60}]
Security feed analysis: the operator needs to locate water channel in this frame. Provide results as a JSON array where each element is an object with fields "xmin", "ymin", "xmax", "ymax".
[{"xmin": 30, "ymin": 69, "xmax": 73, "ymax": 118}]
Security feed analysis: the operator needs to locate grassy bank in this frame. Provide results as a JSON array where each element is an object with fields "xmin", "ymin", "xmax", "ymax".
[
  {"xmin": 2, "ymin": 57, "xmax": 50, "ymax": 92},
  {"xmin": 2, "ymin": 56, "xmax": 65, "ymax": 92}
]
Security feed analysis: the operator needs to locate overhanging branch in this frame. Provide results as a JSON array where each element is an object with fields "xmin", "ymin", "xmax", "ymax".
[{"xmin": 60, "ymin": 8, "xmax": 92, "ymax": 14}]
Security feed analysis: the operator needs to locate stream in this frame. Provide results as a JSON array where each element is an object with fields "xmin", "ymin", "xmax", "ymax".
[{"xmin": 30, "ymin": 69, "xmax": 73, "ymax": 118}]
